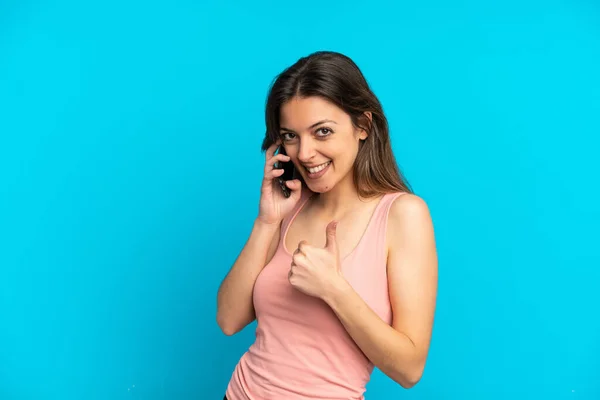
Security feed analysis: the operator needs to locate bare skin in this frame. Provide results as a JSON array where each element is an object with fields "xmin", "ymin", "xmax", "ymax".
[
  {"xmin": 217, "ymin": 95, "xmax": 438, "ymax": 388},
  {"xmin": 216, "ymin": 139, "xmax": 303, "ymax": 336}
]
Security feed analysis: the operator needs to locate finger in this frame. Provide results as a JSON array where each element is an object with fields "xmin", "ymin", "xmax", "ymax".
[
  {"xmin": 292, "ymin": 252, "xmax": 307, "ymax": 266},
  {"xmin": 266, "ymin": 153, "xmax": 291, "ymax": 172},
  {"xmin": 288, "ymin": 262, "xmax": 297, "ymax": 278},
  {"xmin": 265, "ymin": 167, "xmax": 285, "ymax": 180},
  {"xmin": 293, "ymin": 246, "xmax": 306, "ymax": 257},
  {"xmin": 325, "ymin": 221, "xmax": 339, "ymax": 252},
  {"xmin": 297, "ymin": 240, "xmax": 308, "ymax": 254},
  {"xmin": 263, "ymin": 154, "xmax": 289, "ymax": 184},
  {"xmin": 285, "ymin": 179, "xmax": 303, "ymax": 199},
  {"xmin": 265, "ymin": 140, "xmax": 280, "ymax": 160}
]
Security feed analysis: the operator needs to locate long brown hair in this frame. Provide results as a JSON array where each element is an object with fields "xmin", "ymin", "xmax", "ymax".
[{"xmin": 261, "ymin": 51, "xmax": 413, "ymax": 198}]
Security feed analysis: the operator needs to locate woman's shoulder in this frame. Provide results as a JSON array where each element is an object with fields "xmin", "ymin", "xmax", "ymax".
[
  {"xmin": 387, "ymin": 192, "xmax": 433, "ymax": 233},
  {"xmin": 388, "ymin": 191, "xmax": 430, "ymax": 215}
]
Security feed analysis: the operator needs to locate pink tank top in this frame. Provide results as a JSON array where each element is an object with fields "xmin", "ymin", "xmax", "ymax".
[{"xmin": 226, "ymin": 190, "xmax": 407, "ymax": 400}]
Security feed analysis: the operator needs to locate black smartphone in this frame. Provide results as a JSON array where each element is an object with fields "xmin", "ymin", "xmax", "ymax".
[{"xmin": 274, "ymin": 146, "xmax": 294, "ymax": 198}]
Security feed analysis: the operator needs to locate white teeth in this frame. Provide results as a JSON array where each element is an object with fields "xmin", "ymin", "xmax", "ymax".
[{"xmin": 307, "ymin": 161, "xmax": 331, "ymax": 174}]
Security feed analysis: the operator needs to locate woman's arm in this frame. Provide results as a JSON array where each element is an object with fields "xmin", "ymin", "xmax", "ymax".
[
  {"xmin": 216, "ymin": 219, "xmax": 281, "ymax": 335},
  {"xmin": 323, "ymin": 194, "xmax": 438, "ymax": 388}
]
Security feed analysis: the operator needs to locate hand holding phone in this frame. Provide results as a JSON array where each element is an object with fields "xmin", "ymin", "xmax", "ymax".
[
  {"xmin": 274, "ymin": 146, "xmax": 295, "ymax": 198},
  {"xmin": 257, "ymin": 142, "xmax": 302, "ymax": 225}
]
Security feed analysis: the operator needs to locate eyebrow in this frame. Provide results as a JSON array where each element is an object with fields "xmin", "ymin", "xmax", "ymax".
[{"xmin": 279, "ymin": 119, "xmax": 337, "ymax": 133}]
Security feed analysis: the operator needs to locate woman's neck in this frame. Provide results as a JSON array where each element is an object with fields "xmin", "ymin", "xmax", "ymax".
[{"xmin": 310, "ymin": 174, "xmax": 373, "ymax": 219}]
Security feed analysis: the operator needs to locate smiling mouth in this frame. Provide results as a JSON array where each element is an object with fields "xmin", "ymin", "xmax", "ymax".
[{"xmin": 304, "ymin": 161, "xmax": 331, "ymax": 174}]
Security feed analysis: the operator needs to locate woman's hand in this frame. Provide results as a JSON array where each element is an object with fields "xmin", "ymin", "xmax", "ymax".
[
  {"xmin": 257, "ymin": 141, "xmax": 303, "ymax": 225},
  {"xmin": 288, "ymin": 221, "xmax": 349, "ymax": 301}
]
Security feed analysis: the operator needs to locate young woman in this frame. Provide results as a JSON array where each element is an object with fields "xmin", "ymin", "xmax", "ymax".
[{"xmin": 217, "ymin": 51, "xmax": 438, "ymax": 400}]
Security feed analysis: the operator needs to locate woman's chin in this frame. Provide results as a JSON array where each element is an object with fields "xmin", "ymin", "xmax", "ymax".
[{"xmin": 306, "ymin": 181, "xmax": 334, "ymax": 194}]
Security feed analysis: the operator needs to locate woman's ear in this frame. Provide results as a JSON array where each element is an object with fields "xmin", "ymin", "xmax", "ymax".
[{"xmin": 357, "ymin": 111, "xmax": 372, "ymax": 140}]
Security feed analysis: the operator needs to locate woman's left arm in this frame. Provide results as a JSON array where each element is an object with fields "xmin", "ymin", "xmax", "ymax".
[{"xmin": 323, "ymin": 194, "xmax": 438, "ymax": 388}]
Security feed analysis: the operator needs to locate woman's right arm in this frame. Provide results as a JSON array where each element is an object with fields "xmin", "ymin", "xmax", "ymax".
[
  {"xmin": 216, "ymin": 218, "xmax": 280, "ymax": 335},
  {"xmin": 216, "ymin": 141, "xmax": 302, "ymax": 336}
]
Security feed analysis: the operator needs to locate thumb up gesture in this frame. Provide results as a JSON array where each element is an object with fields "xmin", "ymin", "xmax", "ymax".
[{"xmin": 288, "ymin": 221, "xmax": 347, "ymax": 300}]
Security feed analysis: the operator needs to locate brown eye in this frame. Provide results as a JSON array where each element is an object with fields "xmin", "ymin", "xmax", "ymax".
[
  {"xmin": 281, "ymin": 132, "xmax": 296, "ymax": 141},
  {"xmin": 316, "ymin": 127, "xmax": 333, "ymax": 137}
]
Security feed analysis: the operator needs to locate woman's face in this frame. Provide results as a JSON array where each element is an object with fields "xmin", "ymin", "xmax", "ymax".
[{"xmin": 279, "ymin": 96, "xmax": 368, "ymax": 194}]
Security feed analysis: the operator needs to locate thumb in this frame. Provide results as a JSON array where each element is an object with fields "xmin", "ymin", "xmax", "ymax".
[
  {"xmin": 286, "ymin": 179, "xmax": 302, "ymax": 201},
  {"xmin": 325, "ymin": 220, "xmax": 339, "ymax": 253}
]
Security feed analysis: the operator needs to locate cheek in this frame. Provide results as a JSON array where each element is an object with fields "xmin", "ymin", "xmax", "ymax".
[
  {"xmin": 333, "ymin": 151, "xmax": 355, "ymax": 169},
  {"xmin": 330, "ymin": 149, "xmax": 359, "ymax": 179}
]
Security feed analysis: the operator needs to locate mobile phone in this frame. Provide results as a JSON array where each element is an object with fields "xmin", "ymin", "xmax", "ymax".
[{"xmin": 274, "ymin": 146, "xmax": 294, "ymax": 198}]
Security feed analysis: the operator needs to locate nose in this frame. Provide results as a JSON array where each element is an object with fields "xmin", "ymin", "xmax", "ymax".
[{"xmin": 297, "ymin": 138, "xmax": 316, "ymax": 163}]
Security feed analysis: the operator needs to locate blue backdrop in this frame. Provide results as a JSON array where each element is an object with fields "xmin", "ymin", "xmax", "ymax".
[{"xmin": 1, "ymin": 1, "xmax": 599, "ymax": 399}]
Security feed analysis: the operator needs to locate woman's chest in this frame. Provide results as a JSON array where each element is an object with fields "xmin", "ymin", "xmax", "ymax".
[
  {"xmin": 284, "ymin": 208, "xmax": 376, "ymax": 260},
  {"xmin": 253, "ymin": 245, "xmax": 392, "ymax": 325}
]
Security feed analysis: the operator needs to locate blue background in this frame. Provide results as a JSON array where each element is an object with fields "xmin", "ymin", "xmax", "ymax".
[{"xmin": 1, "ymin": 0, "xmax": 599, "ymax": 399}]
